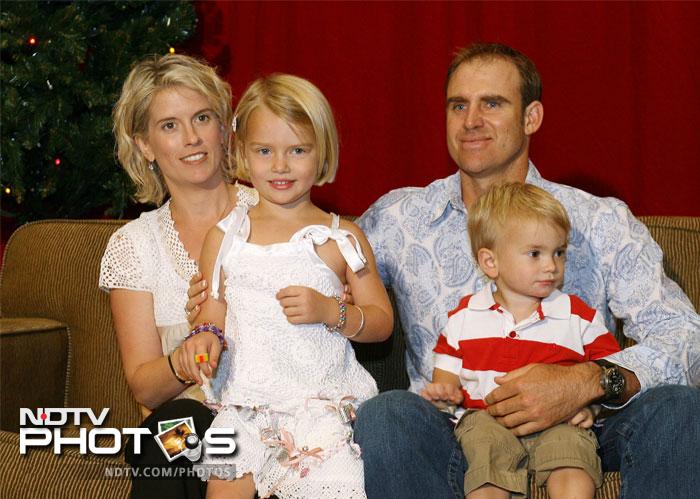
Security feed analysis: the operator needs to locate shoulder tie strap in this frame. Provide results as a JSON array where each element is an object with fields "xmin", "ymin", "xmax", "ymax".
[
  {"xmin": 211, "ymin": 205, "xmax": 249, "ymax": 299},
  {"xmin": 291, "ymin": 213, "xmax": 367, "ymax": 273}
]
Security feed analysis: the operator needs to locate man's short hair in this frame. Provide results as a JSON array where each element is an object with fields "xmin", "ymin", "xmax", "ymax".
[
  {"xmin": 446, "ymin": 42, "xmax": 542, "ymax": 110},
  {"xmin": 468, "ymin": 182, "xmax": 570, "ymax": 259}
]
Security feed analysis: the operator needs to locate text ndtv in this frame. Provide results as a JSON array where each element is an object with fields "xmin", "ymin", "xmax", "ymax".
[{"xmin": 19, "ymin": 408, "xmax": 235, "ymax": 456}]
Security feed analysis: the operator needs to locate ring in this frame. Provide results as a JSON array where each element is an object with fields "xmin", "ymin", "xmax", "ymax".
[{"xmin": 195, "ymin": 353, "xmax": 209, "ymax": 363}]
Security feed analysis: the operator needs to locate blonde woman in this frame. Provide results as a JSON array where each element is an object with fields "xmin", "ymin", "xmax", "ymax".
[{"xmin": 100, "ymin": 54, "xmax": 257, "ymax": 498}]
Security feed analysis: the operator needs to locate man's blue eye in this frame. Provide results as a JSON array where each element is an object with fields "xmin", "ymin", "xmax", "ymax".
[{"xmin": 453, "ymin": 103, "xmax": 465, "ymax": 111}]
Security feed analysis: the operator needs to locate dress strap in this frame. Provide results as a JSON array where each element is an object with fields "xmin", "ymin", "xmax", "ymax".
[
  {"xmin": 211, "ymin": 205, "xmax": 250, "ymax": 299},
  {"xmin": 291, "ymin": 213, "xmax": 367, "ymax": 273}
]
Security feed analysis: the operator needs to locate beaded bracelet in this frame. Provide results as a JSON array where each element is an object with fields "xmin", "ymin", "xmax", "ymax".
[
  {"xmin": 167, "ymin": 353, "xmax": 192, "ymax": 385},
  {"xmin": 342, "ymin": 304, "xmax": 365, "ymax": 339},
  {"xmin": 324, "ymin": 295, "xmax": 347, "ymax": 333},
  {"xmin": 185, "ymin": 322, "xmax": 227, "ymax": 349}
]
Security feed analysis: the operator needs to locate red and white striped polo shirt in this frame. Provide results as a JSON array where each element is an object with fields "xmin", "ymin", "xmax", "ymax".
[{"xmin": 433, "ymin": 287, "xmax": 621, "ymax": 410}]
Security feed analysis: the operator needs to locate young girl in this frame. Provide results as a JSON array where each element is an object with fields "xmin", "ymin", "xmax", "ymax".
[{"xmin": 185, "ymin": 74, "xmax": 393, "ymax": 499}]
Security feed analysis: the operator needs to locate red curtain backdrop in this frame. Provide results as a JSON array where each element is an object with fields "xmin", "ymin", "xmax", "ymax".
[{"xmin": 190, "ymin": 1, "xmax": 700, "ymax": 217}]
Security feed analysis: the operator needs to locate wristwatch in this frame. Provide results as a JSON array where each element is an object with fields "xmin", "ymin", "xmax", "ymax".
[{"xmin": 594, "ymin": 360, "xmax": 626, "ymax": 402}]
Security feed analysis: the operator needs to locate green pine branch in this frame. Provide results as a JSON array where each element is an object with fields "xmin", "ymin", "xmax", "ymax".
[{"xmin": 1, "ymin": 0, "xmax": 197, "ymax": 223}]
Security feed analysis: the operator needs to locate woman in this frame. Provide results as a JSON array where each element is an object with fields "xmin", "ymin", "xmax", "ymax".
[{"xmin": 99, "ymin": 53, "xmax": 257, "ymax": 498}]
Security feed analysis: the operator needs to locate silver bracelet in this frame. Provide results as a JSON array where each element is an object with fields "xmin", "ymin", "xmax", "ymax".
[{"xmin": 342, "ymin": 304, "xmax": 365, "ymax": 339}]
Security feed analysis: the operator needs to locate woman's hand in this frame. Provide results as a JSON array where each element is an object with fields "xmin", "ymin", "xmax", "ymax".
[
  {"xmin": 173, "ymin": 331, "xmax": 223, "ymax": 385},
  {"xmin": 186, "ymin": 272, "xmax": 208, "ymax": 326},
  {"xmin": 276, "ymin": 286, "xmax": 338, "ymax": 326}
]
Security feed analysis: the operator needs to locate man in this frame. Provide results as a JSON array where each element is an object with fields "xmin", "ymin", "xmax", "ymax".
[{"xmin": 354, "ymin": 42, "xmax": 700, "ymax": 498}]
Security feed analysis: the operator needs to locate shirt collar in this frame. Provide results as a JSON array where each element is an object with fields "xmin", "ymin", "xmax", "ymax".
[
  {"xmin": 468, "ymin": 285, "xmax": 570, "ymax": 320},
  {"xmin": 525, "ymin": 160, "xmax": 544, "ymax": 186},
  {"xmin": 429, "ymin": 162, "xmax": 543, "ymax": 225},
  {"xmin": 429, "ymin": 172, "xmax": 465, "ymax": 224},
  {"xmin": 539, "ymin": 289, "xmax": 571, "ymax": 319}
]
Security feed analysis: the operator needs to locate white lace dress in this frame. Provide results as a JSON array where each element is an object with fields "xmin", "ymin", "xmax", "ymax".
[
  {"xmin": 98, "ymin": 184, "xmax": 259, "ymax": 404},
  {"xmin": 202, "ymin": 208, "xmax": 377, "ymax": 499}
]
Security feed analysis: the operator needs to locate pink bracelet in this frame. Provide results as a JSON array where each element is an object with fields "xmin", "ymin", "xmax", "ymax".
[{"xmin": 185, "ymin": 322, "xmax": 227, "ymax": 349}]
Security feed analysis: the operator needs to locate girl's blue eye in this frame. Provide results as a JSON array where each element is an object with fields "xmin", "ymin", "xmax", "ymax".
[
  {"xmin": 292, "ymin": 147, "xmax": 306, "ymax": 154},
  {"xmin": 196, "ymin": 113, "xmax": 210, "ymax": 122},
  {"xmin": 162, "ymin": 121, "xmax": 176, "ymax": 130}
]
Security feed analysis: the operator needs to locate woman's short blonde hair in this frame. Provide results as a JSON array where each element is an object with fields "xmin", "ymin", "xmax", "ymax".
[
  {"xmin": 468, "ymin": 182, "xmax": 571, "ymax": 258},
  {"xmin": 113, "ymin": 54, "xmax": 234, "ymax": 205},
  {"xmin": 233, "ymin": 74, "xmax": 339, "ymax": 185}
]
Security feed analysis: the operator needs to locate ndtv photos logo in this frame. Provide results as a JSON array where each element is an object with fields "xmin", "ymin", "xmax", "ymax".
[{"xmin": 19, "ymin": 408, "xmax": 235, "ymax": 461}]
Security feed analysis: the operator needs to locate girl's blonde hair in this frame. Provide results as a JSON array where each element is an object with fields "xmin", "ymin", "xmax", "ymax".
[
  {"xmin": 468, "ymin": 182, "xmax": 571, "ymax": 258},
  {"xmin": 113, "ymin": 54, "xmax": 234, "ymax": 205},
  {"xmin": 233, "ymin": 74, "xmax": 339, "ymax": 185}
]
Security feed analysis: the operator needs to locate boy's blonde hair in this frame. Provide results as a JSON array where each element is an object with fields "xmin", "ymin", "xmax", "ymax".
[
  {"xmin": 233, "ymin": 74, "xmax": 339, "ymax": 185},
  {"xmin": 113, "ymin": 54, "xmax": 234, "ymax": 205},
  {"xmin": 468, "ymin": 182, "xmax": 571, "ymax": 258}
]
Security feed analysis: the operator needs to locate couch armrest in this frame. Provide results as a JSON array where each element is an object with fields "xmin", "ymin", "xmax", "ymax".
[
  {"xmin": 0, "ymin": 318, "xmax": 70, "ymax": 432},
  {"xmin": 0, "ymin": 430, "xmax": 130, "ymax": 498}
]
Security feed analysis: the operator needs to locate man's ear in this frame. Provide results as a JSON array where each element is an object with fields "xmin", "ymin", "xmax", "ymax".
[
  {"xmin": 477, "ymin": 248, "xmax": 499, "ymax": 279},
  {"xmin": 523, "ymin": 100, "xmax": 543, "ymax": 136},
  {"xmin": 134, "ymin": 135, "xmax": 155, "ymax": 163}
]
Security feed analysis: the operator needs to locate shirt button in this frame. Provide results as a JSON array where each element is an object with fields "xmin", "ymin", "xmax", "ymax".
[{"xmin": 508, "ymin": 331, "xmax": 517, "ymax": 338}]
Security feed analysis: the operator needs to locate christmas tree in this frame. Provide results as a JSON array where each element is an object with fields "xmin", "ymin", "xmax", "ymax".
[{"xmin": 1, "ymin": 1, "xmax": 197, "ymax": 224}]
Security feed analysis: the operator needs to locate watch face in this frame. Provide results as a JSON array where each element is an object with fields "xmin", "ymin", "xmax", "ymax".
[{"xmin": 608, "ymin": 368, "xmax": 625, "ymax": 397}]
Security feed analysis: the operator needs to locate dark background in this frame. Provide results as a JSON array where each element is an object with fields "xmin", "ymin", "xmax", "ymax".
[{"xmin": 190, "ymin": 1, "xmax": 700, "ymax": 217}]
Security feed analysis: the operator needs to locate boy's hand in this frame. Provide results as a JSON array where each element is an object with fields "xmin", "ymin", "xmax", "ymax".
[
  {"xmin": 568, "ymin": 405, "xmax": 599, "ymax": 428},
  {"xmin": 276, "ymin": 286, "xmax": 337, "ymax": 325},
  {"xmin": 420, "ymin": 382, "xmax": 464, "ymax": 409}
]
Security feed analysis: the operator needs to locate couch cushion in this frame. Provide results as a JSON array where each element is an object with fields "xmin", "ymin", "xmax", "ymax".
[
  {"xmin": 0, "ymin": 220, "xmax": 140, "ymax": 430},
  {"xmin": 0, "ymin": 318, "xmax": 70, "ymax": 432}
]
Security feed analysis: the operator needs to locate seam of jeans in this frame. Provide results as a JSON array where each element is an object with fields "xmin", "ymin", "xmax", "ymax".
[{"xmin": 447, "ymin": 444, "xmax": 465, "ymax": 499}]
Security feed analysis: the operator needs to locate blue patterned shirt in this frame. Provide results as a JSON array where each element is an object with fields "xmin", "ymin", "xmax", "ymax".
[{"xmin": 358, "ymin": 163, "xmax": 700, "ymax": 394}]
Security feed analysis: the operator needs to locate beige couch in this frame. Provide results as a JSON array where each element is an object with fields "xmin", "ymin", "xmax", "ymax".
[{"xmin": 1, "ymin": 216, "xmax": 698, "ymax": 498}]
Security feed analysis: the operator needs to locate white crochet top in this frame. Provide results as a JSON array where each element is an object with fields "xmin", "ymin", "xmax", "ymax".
[
  {"xmin": 99, "ymin": 183, "xmax": 259, "ymax": 401},
  {"xmin": 212, "ymin": 207, "xmax": 378, "ymax": 409}
]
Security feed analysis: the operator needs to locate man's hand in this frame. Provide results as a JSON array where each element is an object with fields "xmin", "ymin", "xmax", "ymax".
[{"xmin": 484, "ymin": 362, "xmax": 602, "ymax": 436}]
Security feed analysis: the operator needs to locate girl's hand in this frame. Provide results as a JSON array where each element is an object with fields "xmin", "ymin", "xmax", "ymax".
[
  {"xmin": 420, "ymin": 382, "xmax": 464, "ymax": 408},
  {"xmin": 276, "ymin": 286, "xmax": 337, "ymax": 325},
  {"xmin": 173, "ymin": 331, "xmax": 223, "ymax": 385},
  {"xmin": 568, "ymin": 405, "xmax": 599, "ymax": 428},
  {"xmin": 186, "ymin": 272, "xmax": 208, "ymax": 326}
]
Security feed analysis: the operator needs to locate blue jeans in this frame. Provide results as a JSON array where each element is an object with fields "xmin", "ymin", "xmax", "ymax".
[{"xmin": 354, "ymin": 386, "xmax": 700, "ymax": 499}]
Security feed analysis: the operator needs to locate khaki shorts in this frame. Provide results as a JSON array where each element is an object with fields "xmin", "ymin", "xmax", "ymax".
[{"xmin": 454, "ymin": 410, "xmax": 602, "ymax": 497}]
